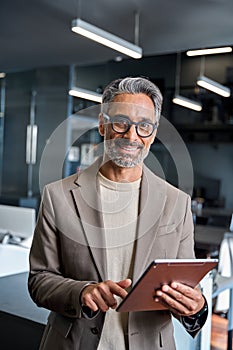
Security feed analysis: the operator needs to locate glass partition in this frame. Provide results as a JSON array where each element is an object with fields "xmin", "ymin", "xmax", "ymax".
[{"xmin": 0, "ymin": 77, "xmax": 6, "ymax": 195}]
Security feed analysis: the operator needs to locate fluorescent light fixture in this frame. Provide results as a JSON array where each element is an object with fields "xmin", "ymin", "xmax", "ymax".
[
  {"xmin": 0, "ymin": 72, "xmax": 6, "ymax": 78},
  {"xmin": 186, "ymin": 47, "xmax": 232, "ymax": 56},
  {"xmin": 71, "ymin": 18, "xmax": 142, "ymax": 59},
  {"xmin": 69, "ymin": 87, "xmax": 102, "ymax": 103},
  {"xmin": 197, "ymin": 75, "xmax": 231, "ymax": 97},
  {"xmin": 173, "ymin": 95, "xmax": 202, "ymax": 111}
]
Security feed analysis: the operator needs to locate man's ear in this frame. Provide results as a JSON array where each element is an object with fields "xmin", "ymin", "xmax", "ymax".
[{"xmin": 98, "ymin": 113, "xmax": 105, "ymax": 136}]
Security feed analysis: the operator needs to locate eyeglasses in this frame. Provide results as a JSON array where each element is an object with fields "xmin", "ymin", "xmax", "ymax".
[{"xmin": 103, "ymin": 114, "xmax": 158, "ymax": 138}]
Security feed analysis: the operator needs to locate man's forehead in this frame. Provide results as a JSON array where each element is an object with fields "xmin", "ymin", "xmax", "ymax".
[{"xmin": 106, "ymin": 102, "xmax": 155, "ymax": 120}]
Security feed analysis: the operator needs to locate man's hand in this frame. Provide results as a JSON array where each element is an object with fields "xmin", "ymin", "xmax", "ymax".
[
  {"xmin": 81, "ymin": 279, "xmax": 132, "ymax": 312},
  {"xmin": 154, "ymin": 282, "xmax": 205, "ymax": 317}
]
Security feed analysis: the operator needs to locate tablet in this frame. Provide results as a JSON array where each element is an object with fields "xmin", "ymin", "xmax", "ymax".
[{"xmin": 116, "ymin": 259, "xmax": 218, "ymax": 312}]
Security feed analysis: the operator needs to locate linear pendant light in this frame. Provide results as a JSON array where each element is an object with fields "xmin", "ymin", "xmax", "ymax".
[
  {"xmin": 187, "ymin": 47, "xmax": 232, "ymax": 56},
  {"xmin": 173, "ymin": 95, "xmax": 202, "ymax": 111},
  {"xmin": 197, "ymin": 75, "xmax": 231, "ymax": 98},
  {"xmin": 69, "ymin": 87, "xmax": 102, "ymax": 103},
  {"xmin": 172, "ymin": 52, "xmax": 202, "ymax": 112},
  {"xmin": 71, "ymin": 18, "xmax": 142, "ymax": 59}
]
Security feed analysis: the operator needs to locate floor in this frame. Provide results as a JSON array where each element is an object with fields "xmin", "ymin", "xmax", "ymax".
[{"xmin": 211, "ymin": 314, "xmax": 232, "ymax": 350}]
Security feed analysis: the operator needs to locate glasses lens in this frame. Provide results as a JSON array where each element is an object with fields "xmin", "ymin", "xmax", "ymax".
[
  {"xmin": 112, "ymin": 116, "xmax": 129, "ymax": 133},
  {"xmin": 137, "ymin": 121, "xmax": 155, "ymax": 137}
]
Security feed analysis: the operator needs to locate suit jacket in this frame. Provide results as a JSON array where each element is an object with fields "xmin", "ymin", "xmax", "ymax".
[{"xmin": 28, "ymin": 158, "xmax": 196, "ymax": 350}]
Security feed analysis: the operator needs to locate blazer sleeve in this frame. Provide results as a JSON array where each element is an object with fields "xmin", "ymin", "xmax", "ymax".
[
  {"xmin": 175, "ymin": 194, "xmax": 208, "ymax": 337},
  {"xmin": 28, "ymin": 185, "xmax": 96, "ymax": 319},
  {"xmin": 177, "ymin": 195, "xmax": 195, "ymax": 259}
]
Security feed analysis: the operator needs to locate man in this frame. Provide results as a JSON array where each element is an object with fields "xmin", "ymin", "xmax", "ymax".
[{"xmin": 28, "ymin": 77, "xmax": 208, "ymax": 350}]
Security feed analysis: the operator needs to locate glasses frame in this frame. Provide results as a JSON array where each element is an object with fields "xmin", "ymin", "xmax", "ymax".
[{"xmin": 103, "ymin": 113, "xmax": 158, "ymax": 138}]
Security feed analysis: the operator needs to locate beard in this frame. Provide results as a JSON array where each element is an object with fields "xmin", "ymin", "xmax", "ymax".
[{"xmin": 104, "ymin": 138, "xmax": 149, "ymax": 168}]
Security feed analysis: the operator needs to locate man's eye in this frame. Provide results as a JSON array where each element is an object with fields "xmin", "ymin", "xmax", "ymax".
[
  {"xmin": 139, "ymin": 122, "xmax": 151, "ymax": 129},
  {"xmin": 114, "ymin": 118, "xmax": 129, "ymax": 125}
]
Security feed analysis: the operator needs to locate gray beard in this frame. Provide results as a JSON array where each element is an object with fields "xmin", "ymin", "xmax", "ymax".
[{"xmin": 104, "ymin": 138, "xmax": 149, "ymax": 168}]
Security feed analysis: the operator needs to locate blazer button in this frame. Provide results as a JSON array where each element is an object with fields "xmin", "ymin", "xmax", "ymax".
[{"xmin": 91, "ymin": 327, "xmax": 99, "ymax": 335}]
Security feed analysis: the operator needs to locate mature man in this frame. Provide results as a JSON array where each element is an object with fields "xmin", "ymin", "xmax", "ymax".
[{"xmin": 28, "ymin": 77, "xmax": 208, "ymax": 350}]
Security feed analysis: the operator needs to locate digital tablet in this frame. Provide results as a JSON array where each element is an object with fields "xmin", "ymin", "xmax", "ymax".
[{"xmin": 116, "ymin": 259, "xmax": 218, "ymax": 312}]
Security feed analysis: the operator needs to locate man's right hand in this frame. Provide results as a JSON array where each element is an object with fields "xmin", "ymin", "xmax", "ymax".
[{"xmin": 80, "ymin": 279, "xmax": 132, "ymax": 312}]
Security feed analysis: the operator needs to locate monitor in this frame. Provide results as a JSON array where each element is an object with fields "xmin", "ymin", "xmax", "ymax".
[{"xmin": 0, "ymin": 205, "xmax": 36, "ymax": 239}]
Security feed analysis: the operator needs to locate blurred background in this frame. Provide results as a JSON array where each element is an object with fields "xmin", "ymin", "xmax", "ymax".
[{"xmin": 0, "ymin": 1, "xmax": 233, "ymax": 349}]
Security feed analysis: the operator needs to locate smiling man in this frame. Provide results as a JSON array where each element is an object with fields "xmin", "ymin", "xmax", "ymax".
[
  {"xmin": 100, "ymin": 92, "xmax": 156, "ymax": 171},
  {"xmin": 28, "ymin": 77, "xmax": 208, "ymax": 350}
]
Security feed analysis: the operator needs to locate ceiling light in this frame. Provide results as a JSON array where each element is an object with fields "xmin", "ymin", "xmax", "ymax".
[
  {"xmin": 0, "ymin": 72, "xmax": 6, "ymax": 78},
  {"xmin": 69, "ymin": 87, "xmax": 102, "ymax": 103},
  {"xmin": 197, "ymin": 75, "xmax": 231, "ymax": 97},
  {"xmin": 173, "ymin": 95, "xmax": 202, "ymax": 112},
  {"xmin": 71, "ymin": 19, "xmax": 142, "ymax": 59},
  {"xmin": 173, "ymin": 52, "xmax": 202, "ymax": 112},
  {"xmin": 186, "ymin": 47, "xmax": 232, "ymax": 56}
]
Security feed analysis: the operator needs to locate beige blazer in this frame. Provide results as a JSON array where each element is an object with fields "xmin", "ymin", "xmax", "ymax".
[{"xmin": 28, "ymin": 158, "xmax": 195, "ymax": 350}]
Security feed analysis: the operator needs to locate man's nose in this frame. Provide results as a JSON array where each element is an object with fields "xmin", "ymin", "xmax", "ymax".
[{"xmin": 123, "ymin": 124, "xmax": 139, "ymax": 140}]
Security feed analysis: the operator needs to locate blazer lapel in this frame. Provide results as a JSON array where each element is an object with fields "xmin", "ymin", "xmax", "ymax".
[
  {"xmin": 133, "ymin": 166, "xmax": 167, "ymax": 282},
  {"xmin": 71, "ymin": 159, "xmax": 107, "ymax": 281}
]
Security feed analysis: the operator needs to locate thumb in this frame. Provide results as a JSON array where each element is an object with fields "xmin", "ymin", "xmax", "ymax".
[{"xmin": 117, "ymin": 278, "xmax": 132, "ymax": 289}]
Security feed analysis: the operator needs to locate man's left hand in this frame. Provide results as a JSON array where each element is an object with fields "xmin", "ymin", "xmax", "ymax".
[{"xmin": 154, "ymin": 282, "xmax": 205, "ymax": 317}]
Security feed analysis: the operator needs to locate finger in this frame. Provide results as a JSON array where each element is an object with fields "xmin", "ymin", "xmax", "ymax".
[
  {"xmin": 83, "ymin": 287, "xmax": 109, "ymax": 312},
  {"xmin": 96, "ymin": 281, "xmax": 118, "ymax": 309},
  {"xmin": 169, "ymin": 283, "xmax": 205, "ymax": 310},
  {"xmin": 170, "ymin": 282, "xmax": 200, "ymax": 300},
  {"xmin": 82, "ymin": 279, "xmax": 132, "ymax": 312},
  {"xmin": 108, "ymin": 280, "xmax": 131, "ymax": 299},
  {"xmin": 117, "ymin": 279, "xmax": 132, "ymax": 289},
  {"xmin": 154, "ymin": 294, "xmax": 188, "ymax": 316},
  {"xmin": 154, "ymin": 289, "xmax": 192, "ymax": 315},
  {"xmin": 154, "ymin": 284, "xmax": 202, "ymax": 316},
  {"xmin": 82, "ymin": 283, "xmax": 116, "ymax": 311},
  {"xmin": 163, "ymin": 284, "xmax": 193, "ymax": 302}
]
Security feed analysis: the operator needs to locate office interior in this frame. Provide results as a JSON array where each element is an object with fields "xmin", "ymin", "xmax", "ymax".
[{"xmin": 0, "ymin": 1, "xmax": 233, "ymax": 349}]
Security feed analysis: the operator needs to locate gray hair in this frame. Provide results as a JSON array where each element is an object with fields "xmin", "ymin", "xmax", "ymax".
[{"xmin": 102, "ymin": 77, "xmax": 163, "ymax": 120}]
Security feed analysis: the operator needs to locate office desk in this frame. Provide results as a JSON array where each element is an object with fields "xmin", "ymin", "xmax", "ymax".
[
  {"xmin": 0, "ymin": 244, "xmax": 29, "ymax": 277},
  {"xmin": 194, "ymin": 224, "xmax": 227, "ymax": 256},
  {"xmin": 0, "ymin": 272, "xmax": 49, "ymax": 350}
]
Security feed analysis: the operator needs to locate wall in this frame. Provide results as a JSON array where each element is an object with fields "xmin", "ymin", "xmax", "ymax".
[
  {"xmin": 188, "ymin": 143, "xmax": 233, "ymax": 209},
  {"xmin": 1, "ymin": 66, "xmax": 69, "ymax": 201}
]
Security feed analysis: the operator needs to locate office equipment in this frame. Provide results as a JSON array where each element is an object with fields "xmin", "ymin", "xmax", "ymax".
[
  {"xmin": 0, "ymin": 204, "xmax": 35, "ymax": 239},
  {"xmin": 117, "ymin": 259, "xmax": 218, "ymax": 312}
]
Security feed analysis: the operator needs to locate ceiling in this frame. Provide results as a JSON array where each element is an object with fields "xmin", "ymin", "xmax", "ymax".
[{"xmin": 1, "ymin": 0, "xmax": 233, "ymax": 73}]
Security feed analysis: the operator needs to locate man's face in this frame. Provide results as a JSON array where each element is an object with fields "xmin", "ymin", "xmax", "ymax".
[{"xmin": 99, "ymin": 93, "xmax": 157, "ymax": 168}]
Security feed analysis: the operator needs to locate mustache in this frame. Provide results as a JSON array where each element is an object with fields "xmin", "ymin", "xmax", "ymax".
[{"xmin": 113, "ymin": 138, "xmax": 143, "ymax": 149}]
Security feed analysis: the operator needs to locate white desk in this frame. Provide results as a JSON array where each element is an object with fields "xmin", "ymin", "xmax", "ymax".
[
  {"xmin": 0, "ymin": 272, "xmax": 49, "ymax": 349},
  {"xmin": 0, "ymin": 244, "xmax": 30, "ymax": 277},
  {"xmin": 0, "ymin": 272, "xmax": 49, "ymax": 324}
]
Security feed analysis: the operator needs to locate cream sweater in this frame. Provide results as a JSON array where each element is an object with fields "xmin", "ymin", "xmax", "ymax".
[{"xmin": 97, "ymin": 172, "xmax": 141, "ymax": 350}]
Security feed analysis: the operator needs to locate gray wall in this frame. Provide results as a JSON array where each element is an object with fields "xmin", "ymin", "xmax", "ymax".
[
  {"xmin": 188, "ymin": 143, "xmax": 233, "ymax": 209},
  {"xmin": 1, "ymin": 66, "xmax": 69, "ymax": 200}
]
